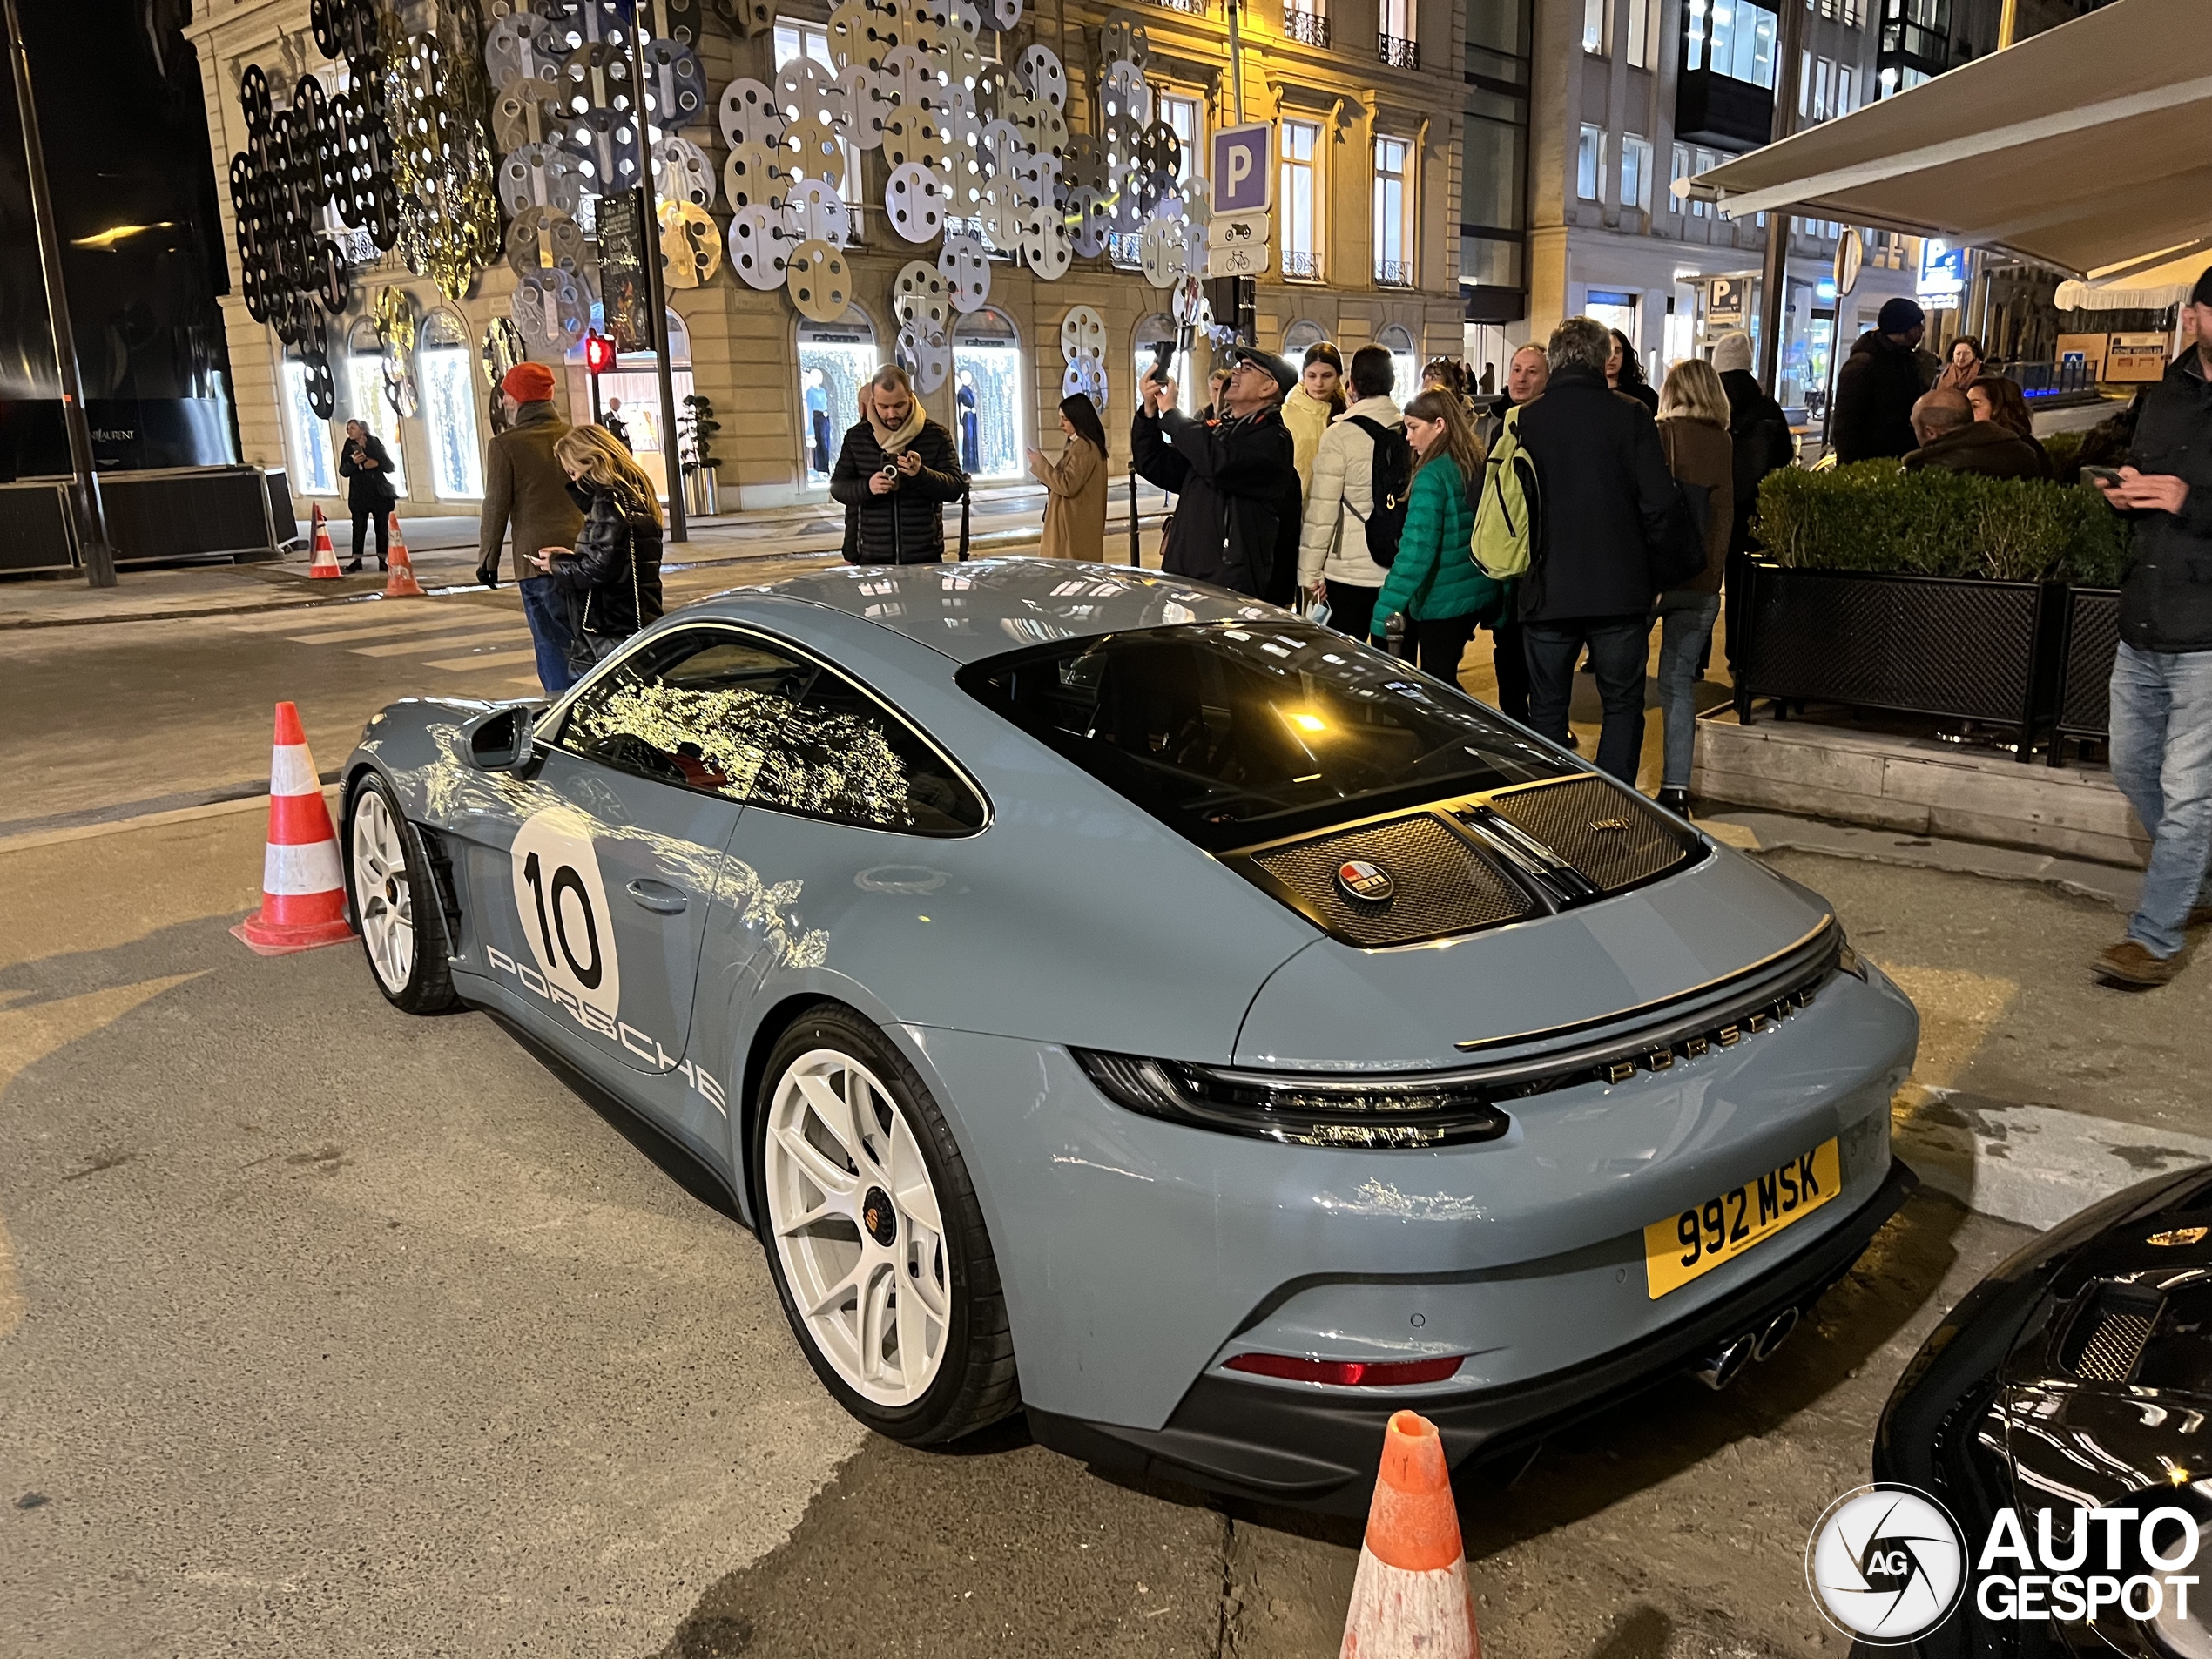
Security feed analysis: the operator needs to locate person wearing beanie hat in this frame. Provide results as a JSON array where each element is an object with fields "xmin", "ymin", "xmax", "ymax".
[
  {"xmin": 479, "ymin": 358, "xmax": 588, "ymax": 693},
  {"xmin": 1831, "ymin": 295, "xmax": 1927, "ymax": 463},
  {"xmin": 1707, "ymin": 329, "xmax": 1795, "ymax": 678},
  {"xmin": 2089, "ymin": 264, "xmax": 2212, "ymax": 987}
]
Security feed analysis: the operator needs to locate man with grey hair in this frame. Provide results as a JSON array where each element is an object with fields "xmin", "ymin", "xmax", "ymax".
[{"xmin": 1513, "ymin": 315, "xmax": 1686, "ymax": 782}]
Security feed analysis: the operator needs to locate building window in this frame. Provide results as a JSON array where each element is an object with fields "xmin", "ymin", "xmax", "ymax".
[
  {"xmin": 1283, "ymin": 0, "xmax": 1329, "ymax": 47},
  {"xmin": 282, "ymin": 359, "xmax": 337, "ymax": 496},
  {"xmin": 1625, "ymin": 0, "xmax": 1655, "ymax": 65},
  {"xmin": 1575, "ymin": 124, "xmax": 1604, "ymax": 201},
  {"xmin": 1160, "ymin": 92, "xmax": 1202, "ymax": 184},
  {"xmin": 417, "ymin": 310, "xmax": 482, "ymax": 500},
  {"xmin": 1379, "ymin": 325, "xmax": 1419, "ymax": 405},
  {"xmin": 1378, "ymin": 0, "xmax": 1416, "ymax": 65},
  {"xmin": 1836, "ymin": 64, "xmax": 1855, "ymax": 113},
  {"xmin": 1669, "ymin": 142, "xmax": 1689, "ymax": 216},
  {"xmin": 1372, "ymin": 137, "xmax": 1411, "ymax": 284},
  {"xmin": 774, "ymin": 19, "xmax": 860, "ymax": 205},
  {"xmin": 1694, "ymin": 0, "xmax": 1778, "ymax": 88},
  {"xmin": 1134, "ymin": 313, "xmax": 1198, "ymax": 415},
  {"xmin": 1620, "ymin": 135, "xmax": 1652, "ymax": 212},
  {"xmin": 1582, "ymin": 0, "xmax": 1606, "ymax": 52},
  {"xmin": 1280, "ymin": 118, "xmax": 1320, "ymax": 280},
  {"xmin": 798, "ymin": 307, "xmax": 878, "ymax": 485},
  {"xmin": 1695, "ymin": 147, "xmax": 1716, "ymax": 214},
  {"xmin": 950, "ymin": 308, "xmax": 1022, "ymax": 479}
]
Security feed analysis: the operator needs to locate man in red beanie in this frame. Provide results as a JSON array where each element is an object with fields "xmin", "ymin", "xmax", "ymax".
[{"xmin": 479, "ymin": 361, "xmax": 587, "ymax": 693}]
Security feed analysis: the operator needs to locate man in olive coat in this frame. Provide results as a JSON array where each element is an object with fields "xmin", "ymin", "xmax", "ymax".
[{"xmin": 477, "ymin": 361, "xmax": 587, "ymax": 695}]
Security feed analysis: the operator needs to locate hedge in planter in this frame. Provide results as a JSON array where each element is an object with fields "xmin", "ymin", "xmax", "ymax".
[{"xmin": 1755, "ymin": 462, "xmax": 2129, "ymax": 586}]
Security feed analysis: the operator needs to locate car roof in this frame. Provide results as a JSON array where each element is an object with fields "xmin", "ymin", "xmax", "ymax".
[{"xmin": 697, "ymin": 557, "xmax": 1285, "ymax": 665}]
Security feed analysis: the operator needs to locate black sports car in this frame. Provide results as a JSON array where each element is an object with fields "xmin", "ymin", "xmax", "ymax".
[{"xmin": 1874, "ymin": 1166, "xmax": 2212, "ymax": 1659}]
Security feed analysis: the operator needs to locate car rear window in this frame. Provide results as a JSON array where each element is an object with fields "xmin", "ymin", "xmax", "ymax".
[{"xmin": 959, "ymin": 622, "xmax": 1568, "ymax": 850}]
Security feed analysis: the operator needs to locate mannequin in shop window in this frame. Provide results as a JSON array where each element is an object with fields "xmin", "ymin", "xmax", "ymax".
[{"xmin": 956, "ymin": 370, "xmax": 981, "ymax": 473}]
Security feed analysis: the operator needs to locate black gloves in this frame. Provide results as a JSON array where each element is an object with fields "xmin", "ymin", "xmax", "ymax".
[{"xmin": 475, "ymin": 560, "xmax": 499, "ymax": 590}]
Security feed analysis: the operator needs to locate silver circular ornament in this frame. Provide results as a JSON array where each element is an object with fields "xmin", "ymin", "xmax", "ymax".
[{"xmin": 884, "ymin": 162, "xmax": 947, "ymax": 244}]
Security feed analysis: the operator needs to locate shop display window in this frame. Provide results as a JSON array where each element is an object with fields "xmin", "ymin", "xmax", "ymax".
[
  {"xmin": 951, "ymin": 308, "xmax": 1022, "ymax": 479},
  {"xmin": 798, "ymin": 308, "xmax": 881, "ymax": 487},
  {"xmin": 281, "ymin": 359, "xmax": 336, "ymax": 496},
  {"xmin": 419, "ymin": 309, "xmax": 483, "ymax": 500}
]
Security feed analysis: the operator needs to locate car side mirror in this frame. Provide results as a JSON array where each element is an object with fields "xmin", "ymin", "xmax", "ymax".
[{"xmin": 461, "ymin": 705, "xmax": 536, "ymax": 772}]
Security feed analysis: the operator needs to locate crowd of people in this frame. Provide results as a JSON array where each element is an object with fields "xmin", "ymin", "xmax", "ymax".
[{"xmin": 1829, "ymin": 296, "xmax": 2066, "ymax": 481}]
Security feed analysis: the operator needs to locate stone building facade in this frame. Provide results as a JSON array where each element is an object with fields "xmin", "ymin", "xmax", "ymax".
[{"xmin": 184, "ymin": 0, "xmax": 1467, "ymax": 524}]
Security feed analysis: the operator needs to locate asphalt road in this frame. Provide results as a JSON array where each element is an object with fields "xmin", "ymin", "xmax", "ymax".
[{"xmin": 2, "ymin": 551, "xmax": 2202, "ymax": 1657}]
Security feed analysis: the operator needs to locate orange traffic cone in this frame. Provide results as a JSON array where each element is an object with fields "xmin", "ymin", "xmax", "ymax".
[
  {"xmin": 307, "ymin": 505, "xmax": 341, "ymax": 578},
  {"xmin": 382, "ymin": 511, "xmax": 426, "ymax": 598},
  {"xmin": 231, "ymin": 701, "xmax": 355, "ymax": 956},
  {"xmin": 1339, "ymin": 1413, "xmax": 1481, "ymax": 1659}
]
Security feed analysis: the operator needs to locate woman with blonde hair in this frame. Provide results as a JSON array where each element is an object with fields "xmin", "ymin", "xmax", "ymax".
[
  {"xmin": 527, "ymin": 423, "xmax": 665, "ymax": 672},
  {"xmin": 1649, "ymin": 356, "xmax": 1736, "ymax": 814},
  {"xmin": 1370, "ymin": 389, "xmax": 1501, "ymax": 684}
]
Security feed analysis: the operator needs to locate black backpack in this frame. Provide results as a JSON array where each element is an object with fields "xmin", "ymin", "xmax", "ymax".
[{"xmin": 1345, "ymin": 415, "xmax": 1414, "ymax": 567}]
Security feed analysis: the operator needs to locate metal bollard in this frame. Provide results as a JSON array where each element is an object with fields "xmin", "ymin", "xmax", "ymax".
[{"xmin": 1128, "ymin": 469, "xmax": 1140, "ymax": 567}]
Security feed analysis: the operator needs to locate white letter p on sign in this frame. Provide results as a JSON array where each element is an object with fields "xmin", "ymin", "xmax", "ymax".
[{"xmin": 1227, "ymin": 147, "xmax": 1251, "ymax": 192}]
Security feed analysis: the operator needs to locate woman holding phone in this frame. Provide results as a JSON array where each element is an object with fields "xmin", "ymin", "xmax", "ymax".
[{"xmin": 1027, "ymin": 392, "xmax": 1108, "ymax": 561}]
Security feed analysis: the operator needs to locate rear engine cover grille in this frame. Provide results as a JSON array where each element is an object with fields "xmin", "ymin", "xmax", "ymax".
[
  {"xmin": 1249, "ymin": 816, "xmax": 1535, "ymax": 948},
  {"xmin": 1488, "ymin": 776, "xmax": 1692, "ymax": 894}
]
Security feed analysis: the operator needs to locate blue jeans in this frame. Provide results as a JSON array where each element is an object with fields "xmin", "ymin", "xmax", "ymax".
[
  {"xmin": 522, "ymin": 576, "xmax": 578, "ymax": 698},
  {"xmin": 2109, "ymin": 640, "xmax": 2212, "ymax": 958},
  {"xmin": 1651, "ymin": 590, "xmax": 1722, "ymax": 790},
  {"xmin": 1523, "ymin": 615, "xmax": 1649, "ymax": 783}
]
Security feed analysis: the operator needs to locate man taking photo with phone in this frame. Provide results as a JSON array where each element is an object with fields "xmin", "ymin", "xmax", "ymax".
[
  {"xmin": 831, "ymin": 365, "xmax": 968, "ymax": 565},
  {"xmin": 1131, "ymin": 346, "xmax": 1299, "ymax": 601},
  {"xmin": 2092, "ymin": 266, "xmax": 2212, "ymax": 987}
]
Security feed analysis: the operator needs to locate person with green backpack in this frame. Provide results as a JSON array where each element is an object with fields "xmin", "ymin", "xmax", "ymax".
[{"xmin": 1370, "ymin": 390, "xmax": 1505, "ymax": 683}]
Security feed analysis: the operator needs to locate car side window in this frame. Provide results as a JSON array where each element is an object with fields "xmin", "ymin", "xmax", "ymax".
[{"xmin": 556, "ymin": 627, "xmax": 985, "ymax": 833}]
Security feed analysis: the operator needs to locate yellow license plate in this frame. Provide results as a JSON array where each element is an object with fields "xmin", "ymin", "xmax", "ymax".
[{"xmin": 1642, "ymin": 1138, "xmax": 1841, "ymax": 1299}]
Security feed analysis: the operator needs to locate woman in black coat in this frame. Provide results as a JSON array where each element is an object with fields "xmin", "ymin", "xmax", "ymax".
[
  {"xmin": 336, "ymin": 420, "xmax": 397, "ymax": 571},
  {"xmin": 526, "ymin": 424, "xmax": 666, "ymax": 667}
]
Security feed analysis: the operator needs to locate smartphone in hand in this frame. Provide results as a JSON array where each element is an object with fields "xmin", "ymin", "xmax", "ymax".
[{"xmin": 2081, "ymin": 465, "xmax": 2124, "ymax": 489}]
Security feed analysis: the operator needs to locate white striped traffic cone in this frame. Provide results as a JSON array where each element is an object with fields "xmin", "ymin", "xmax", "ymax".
[
  {"xmin": 382, "ymin": 511, "xmax": 426, "ymax": 598},
  {"xmin": 1340, "ymin": 1412, "xmax": 1482, "ymax": 1659},
  {"xmin": 307, "ymin": 506, "xmax": 341, "ymax": 578},
  {"xmin": 230, "ymin": 701, "xmax": 355, "ymax": 955}
]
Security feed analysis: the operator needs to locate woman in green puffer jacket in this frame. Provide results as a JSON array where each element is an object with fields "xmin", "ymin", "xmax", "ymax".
[{"xmin": 1372, "ymin": 388, "xmax": 1507, "ymax": 684}]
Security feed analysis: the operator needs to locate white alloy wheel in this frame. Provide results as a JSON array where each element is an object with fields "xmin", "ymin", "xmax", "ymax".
[
  {"xmin": 764, "ymin": 1047, "xmax": 951, "ymax": 1406},
  {"xmin": 351, "ymin": 786, "xmax": 416, "ymax": 995}
]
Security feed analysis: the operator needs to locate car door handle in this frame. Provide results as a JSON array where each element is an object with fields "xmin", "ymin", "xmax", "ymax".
[{"xmin": 626, "ymin": 878, "xmax": 688, "ymax": 914}]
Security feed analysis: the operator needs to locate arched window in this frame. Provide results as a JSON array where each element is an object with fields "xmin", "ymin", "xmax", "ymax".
[
  {"xmin": 419, "ymin": 309, "xmax": 483, "ymax": 499},
  {"xmin": 1379, "ymin": 325, "xmax": 1420, "ymax": 409},
  {"xmin": 797, "ymin": 307, "xmax": 880, "ymax": 486},
  {"xmin": 281, "ymin": 358, "xmax": 336, "ymax": 495},
  {"xmin": 1283, "ymin": 319, "xmax": 1328, "ymax": 361},
  {"xmin": 1132, "ymin": 312, "xmax": 1197, "ymax": 417},
  {"xmin": 344, "ymin": 317, "xmax": 407, "ymax": 494},
  {"xmin": 950, "ymin": 307, "xmax": 1022, "ymax": 479}
]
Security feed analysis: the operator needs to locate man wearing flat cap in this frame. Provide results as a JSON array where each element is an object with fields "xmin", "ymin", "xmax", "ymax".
[
  {"xmin": 478, "ymin": 361, "xmax": 588, "ymax": 694},
  {"xmin": 1132, "ymin": 345, "xmax": 1301, "ymax": 602},
  {"xmin": 2090, "ymin": 266, "xmax": 2212, "ymax": 987}
]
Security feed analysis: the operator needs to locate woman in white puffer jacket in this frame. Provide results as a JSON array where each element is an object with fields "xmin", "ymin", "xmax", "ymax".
[{"xmin": 1296, "ymin": 345, "xmax": 1402, "ymax": 644}]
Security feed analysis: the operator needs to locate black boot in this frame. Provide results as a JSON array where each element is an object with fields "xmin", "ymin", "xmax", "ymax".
[
  {"xmin": 343, "ymin": 557, "xmax": 363, "ymax": 573},
  {"xmin": 1657, "ymin": 785, "xmax": 1692, "ymax": 817}
]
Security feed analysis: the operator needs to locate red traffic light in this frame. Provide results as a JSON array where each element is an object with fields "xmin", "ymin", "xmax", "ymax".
[{"xmin": 583, "ymin": 331, "xmax": 616, "ymax": 375}]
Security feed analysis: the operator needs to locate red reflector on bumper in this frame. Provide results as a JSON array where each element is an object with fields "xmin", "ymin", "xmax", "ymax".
[{"xmin": 1224, "ymin": 1352, "xmax": 1464, "ymax": 1386}]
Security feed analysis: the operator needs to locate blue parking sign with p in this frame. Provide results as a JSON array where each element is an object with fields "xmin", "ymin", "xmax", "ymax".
[{"xmin": 1212, "ymin": 124, "xmax": 1272, "ymax": 215}]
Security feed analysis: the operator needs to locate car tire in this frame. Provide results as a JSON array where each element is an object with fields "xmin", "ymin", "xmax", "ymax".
[
  {"xmin": 346, "ymin": 774, "xmax": 461, "ymax": 1016},
  {"xmin": 753, "ymin": 1003, "xmax": 1019, "ymax": 1445}
]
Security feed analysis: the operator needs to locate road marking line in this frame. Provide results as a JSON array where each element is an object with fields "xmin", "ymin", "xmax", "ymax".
[
  {"xmin": 0, "ymin": 786, "xmax": 341, "ymax": 855},
  {"xmin": 425, "ymin": 646, "xmax": 543, "ymax": 671},
  {"xmin": 289, "ymin": 611, "xmax": 514, "ymax": 644},
  {"xmin": 0, "ymin": 973, "xmax": 207, "ymax": 1339},
  {"xmin": 352, "ymin": 630, "xmax": 529, "ymax": 658}
]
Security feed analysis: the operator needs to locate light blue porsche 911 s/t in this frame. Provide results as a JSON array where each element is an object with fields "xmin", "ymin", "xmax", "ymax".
[{"xmin": 341, "ymin": 556, "xmax": 1919, "ymax": 1510}]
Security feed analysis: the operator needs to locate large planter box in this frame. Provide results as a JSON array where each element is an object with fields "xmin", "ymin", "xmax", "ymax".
[
  {"xmin": 2051, "ymin": 587, "xmax": 2120, "ymax": 763},
  {"xmin": 1736, "ymin": 562, "xmax": 2065, "ymax": 759}
]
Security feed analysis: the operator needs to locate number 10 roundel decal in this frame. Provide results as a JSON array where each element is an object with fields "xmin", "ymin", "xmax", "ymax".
[{"xmin": 509, "ymin": 806, "xmax": 622, "ymax": 1022}]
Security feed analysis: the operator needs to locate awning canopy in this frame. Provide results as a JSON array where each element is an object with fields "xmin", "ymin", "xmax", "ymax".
[
  {"xmin": 2054, "ymin": 248, "xmax": 2211, "ymax": 312},
  {"xmin": 1689, "ymin": 0, "xmax": 2212, "ymax": 280}
]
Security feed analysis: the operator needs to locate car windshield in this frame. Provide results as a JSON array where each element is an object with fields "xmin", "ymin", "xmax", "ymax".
[{"xmin": 960, "ymin": 622, "xmax": 1569, "ymax": 850}]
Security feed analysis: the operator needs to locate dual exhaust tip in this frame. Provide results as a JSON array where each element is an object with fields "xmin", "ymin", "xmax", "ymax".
[{"xmin": 1692, "ymin": 1306, "xmax": 1800, "ymax": 1391}]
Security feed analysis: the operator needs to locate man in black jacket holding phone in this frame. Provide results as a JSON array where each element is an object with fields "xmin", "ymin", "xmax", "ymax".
[
  {"xmin": 2091, "ymin": 269, "xmax": 2212, "ymax": 987},
  {"xmin": 1131, "ymin": 345, "xmax": 1300, "ymax": 602},
  {"xmin": 830, "ymin": 366, "xmax": 968, "ymax": 564}
]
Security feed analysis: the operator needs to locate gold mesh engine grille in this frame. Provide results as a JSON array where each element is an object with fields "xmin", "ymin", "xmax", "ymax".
[
  {"xmin": 1487, "ymin": 777, "xmax": 1693, "ymax": 894},
  {"xmin": 1249, "ymin": 815, "xmax": 1535, "ymax": 948}
]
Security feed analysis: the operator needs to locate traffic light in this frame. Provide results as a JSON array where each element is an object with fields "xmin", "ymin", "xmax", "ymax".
[{"xmin": 583, "ymin": 331, "xmax": 615, "ymax": 376}]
